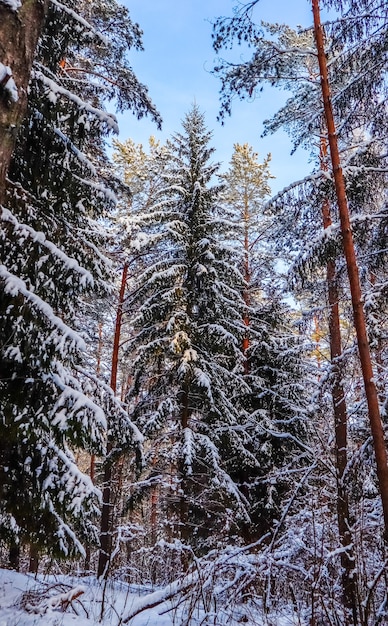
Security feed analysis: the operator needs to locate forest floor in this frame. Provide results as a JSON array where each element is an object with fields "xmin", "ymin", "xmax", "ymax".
[{"xmin": 0, "ymin": 567, "xmax": 304, "ymax": 625}]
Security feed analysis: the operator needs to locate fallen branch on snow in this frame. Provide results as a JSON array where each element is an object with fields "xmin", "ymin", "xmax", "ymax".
[{"xmin": 22, "ymin": 584, "xmax": 85, "ymax": 615}]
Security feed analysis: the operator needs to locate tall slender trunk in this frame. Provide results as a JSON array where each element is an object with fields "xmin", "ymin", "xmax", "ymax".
[
  {"xmin": 312, "ymin": 0, "xmax": 388, "ymax": 542},
  {"xmin": 150, "ymin": 489, "xmax": 158, "ymax": 547},
  {"xmin": 0, "ymin": 0, "xmax": 49, "ymax": 205},
  {"xmin": 242, "ymin": 192, "xmax": 250, "ymax": 375},
  {"xmin": 97, "ymin": 262, "xmax": 128, "ymax": 579},
  {"xmin": 320, "ymin": 137, "xmax": 358, "ymax": 624}
]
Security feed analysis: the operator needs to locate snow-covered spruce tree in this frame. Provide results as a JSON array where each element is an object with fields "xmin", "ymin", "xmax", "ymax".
[
  {"xmin": 0, "ymin": 0, "xmax": 158, "ymax": 564},
  {"xmin": 213, "ymin": 7, "xmax": 388, "ymax": 620},
  {"xmin": 124, "ymin": 106, "xmax": 256, "ymax": 561},
  {"xmin": 219, "ymin": 143, "xmax": 312, "ymax": 541}
]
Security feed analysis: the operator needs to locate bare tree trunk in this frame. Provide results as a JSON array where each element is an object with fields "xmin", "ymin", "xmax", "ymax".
[
  {"xmin": 242, "ymin": 192, "xmax": 250, "ymax": 375},
  {"xmin": 321, "ymin": 186, "xmax": 357, "ymax": 623},
  {"xmin": 320, "ymin": 138, "xmax": 358, "ymax": 624},
  {"xmin": 97, "ymin": 262, "xmax": 128, "ymax": 579},
  {"xmin": 312, "ymin": 0, "xmax": 388, "ymax": 542},
  {"xmin": 0, "ymin": 0, "xmax": 48, "ymax": 204}
]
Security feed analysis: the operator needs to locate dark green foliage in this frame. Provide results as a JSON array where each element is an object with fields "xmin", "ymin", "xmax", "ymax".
[
  {"xmin": 0, "ymin": 0, "xmax": 158, "ymax": 558},
  {"xmin": 124, "ymin": 107, "xmax": 254, "ymax": 552}
]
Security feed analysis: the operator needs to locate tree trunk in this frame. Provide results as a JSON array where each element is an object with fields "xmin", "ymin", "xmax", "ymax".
[
  {"xmin": 321, "ymin": 139, "xmax": 358, "ymax": 626},
  {"xmin": 90, "ymin": 320, "xmax": 103, "ymax": 485},
  {"xmin": 97, "ymin": 262, "xmax": 128, "ymax": 579},
  {"xmin": 242, "ymin": 191, "xmax": 250, "ymax": 374},
  {"xmin": 312, "ymin": 0, "xmax": 388, "ymax": 543},
  {"xmin": 0, "ymin": 0, "xmax": 48, "ymax": 205},
  {"xmin": 320, "ymin": 138, "xmax": 358, "ymax": 624}
]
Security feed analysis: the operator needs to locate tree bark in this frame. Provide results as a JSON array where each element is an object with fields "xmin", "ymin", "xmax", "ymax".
[
  {"xmin": 0, "ymin": 0, "xmax": 48, "ymax": 205},
  {"xmin": 97, "ymin": 262, "xmax": 128, "ymax": 579},
  {"xmin": 242, "ymin": 191, "xmax": 250, "ymax": 375},
  {"xmin": 312, "ymin": 0, "xmax": 388, "ymax": 542},
  {"xmin": 320, "ymin": 139, "xmax": 358, "ymax": 624}
]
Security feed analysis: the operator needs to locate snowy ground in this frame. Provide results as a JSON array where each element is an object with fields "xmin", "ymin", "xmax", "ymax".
[{"xmin": 0, "ymin": 567, "xmax": 304, "ymax": 625}]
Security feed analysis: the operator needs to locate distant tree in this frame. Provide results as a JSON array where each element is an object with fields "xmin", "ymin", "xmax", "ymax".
[{"xmin": 219, "ymin": 143, "xmax": 273, "ymax": 372}]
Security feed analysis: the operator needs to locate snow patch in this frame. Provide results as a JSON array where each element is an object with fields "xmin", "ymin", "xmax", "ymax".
[
  {"xmin": 0, "ymin": 62, "xmax": 18, "ymax": 102},
  {"xmin": 0, "ymin": 0, "xmax": 21, "ymax": 11}
]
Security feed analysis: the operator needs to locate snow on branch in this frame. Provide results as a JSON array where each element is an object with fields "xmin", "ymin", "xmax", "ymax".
[
  {"xmin": 0, "ymin": 62, "xmax": 18, "ymax": 102},
  {"xmin": 0, "ymin": 265, "xmax": 86, "ymax": 354},
  {"xmin": 51, "ymin": 372, "xmax": 107, "ymax": 434},
  {"xmin": 264, "ymin": 170, "xmax": 328, "ymax": 211},
  {"xmin": 23, "ymin": 584, "xmax": 85, "ymax": 615},
  {"xmin": 122, "ymin": 572, "xmax": 198, "ymax": 623},
  {"xmin": 77, "ymin": 367, "xmax": 143, "ymax": 445},
  {"xmin": 50, "ymin": 0, "xmax": 108, "ymax": 44},
  {"xmin": 0, "ymin": 0, "xmax": 21, "ymax": 10},
  {"xmin": 1, "ymin": 207, "xmax": 94, "ymax": 287},
  {"xmin": 73, "ymin": 175, "xmax": 117, "ymax": 205},
  {"xmin": 52, "ymin": 127, "xmax": 97, "ymax": 176},
  {"xmin": 122, "ymin": 534, "xmax": 271, "ymax": 623},
  {"xmin": 32, "ymin": 70, "xmax": 119, "ymax": 132}
]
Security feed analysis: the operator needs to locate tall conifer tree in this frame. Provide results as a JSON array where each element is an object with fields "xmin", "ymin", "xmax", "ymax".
[
  {"xmin": 125, "ymin": 107, "xmax": 254, "ymax": 556},
  {"xmin": 0, "ymin": 0, "xmax": 157, "ymax": 561}
]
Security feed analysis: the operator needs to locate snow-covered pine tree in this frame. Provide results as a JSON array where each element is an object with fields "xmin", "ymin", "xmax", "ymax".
[
  {"xmin": 124, "ymin": 106, "xmax": 256, "ymax": 561},
  {"xmin": 110, "ymin": 136, "xmax": 171, "ymax": 403},
  {"xmin": 0, "ymin": 0, "xmax": 158, "ymax": 564},
  {"xmin": 219, "ymin": 143, "xmax": 311, "ymax": 541},
  {"xmin": 219, "ymin": 143, "xmax": 272, "ymax": 367},
  {"xmin": 212, "ymin": 6, "xmax": 388, "ymax": 619}
]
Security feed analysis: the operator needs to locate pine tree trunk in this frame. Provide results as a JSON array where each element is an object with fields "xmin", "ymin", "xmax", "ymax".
[
  {"xmin": 327, "ymin": 258, "xmax": 358, "ymax": 624},
  {"xmin": 312, "ymin": 0, "xmax": 388, "ymax": 543},
  {"xmin": 320, "ymin": 139, "xmax": 358, "ymax": 623},
  {"xmin": 243, "ymin": 192, "xmax": 250, "ymax": 375},
  {"xmin": 0, "ymin": 0, "xmax": 48, "ymax": 205},
  {"xmin": 97, "ymin": 262, "xmax": 128, "ymax": 579}
]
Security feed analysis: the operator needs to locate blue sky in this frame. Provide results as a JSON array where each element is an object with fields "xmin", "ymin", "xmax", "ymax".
[{"xmin": 118, "ymin": 0, "xmax": 315, "ymax": 193}]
